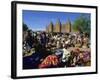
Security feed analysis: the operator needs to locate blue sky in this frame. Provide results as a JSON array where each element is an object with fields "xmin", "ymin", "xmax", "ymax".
[{"xmin": 23, "ymin": 10, "xmax": 90, "ymax": 31}]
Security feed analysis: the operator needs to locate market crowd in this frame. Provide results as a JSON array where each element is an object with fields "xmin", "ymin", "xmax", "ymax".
[{"xmin": 23, "ymin": 30, "xmax": 91, "ymax": 69}]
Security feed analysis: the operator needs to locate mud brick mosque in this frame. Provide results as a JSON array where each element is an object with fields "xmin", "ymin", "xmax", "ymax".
[{"xmin": 46, "ymin": 19, "xmax": 75, "ymax": 33}]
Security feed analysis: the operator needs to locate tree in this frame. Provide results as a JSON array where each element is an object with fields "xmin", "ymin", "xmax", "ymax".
[
  {"xmin": 73, "ymin": 14, "xmax": 90, "ymax": 35},
  {"xmin": 23, "ymin": 23, "xmax": 28, "ymax": 31}
]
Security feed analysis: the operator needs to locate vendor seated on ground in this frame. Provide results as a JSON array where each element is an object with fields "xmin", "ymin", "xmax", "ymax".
[
  {"xmin": 62, "ymin": 46, "xmax": 71, "ymax": 66},
  {"xmin": 70, "ymin": 49, "xmax": 82, "ymax": 67},
  {"xmin": 54, "ymin": 44, "xmax": 71, "ymax": 67},
  {"xmin": 69, "ymin": 49, "xmax": 91, "ymax": 67},
  {"xmin": 39, "ymin": 45, "xmax": 64, "ymax": 68}
]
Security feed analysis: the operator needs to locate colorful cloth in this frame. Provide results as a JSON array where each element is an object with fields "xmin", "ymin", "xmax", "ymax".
[
  {"xmin": 39, "ymin": 55, "xmax": 59, "ymax": 68},
  {"xmin": 83, "ymin": 51, "xmax": 90, "ymax": 62}
]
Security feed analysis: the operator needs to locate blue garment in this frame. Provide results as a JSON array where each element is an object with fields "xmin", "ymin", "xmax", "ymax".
[{"xmin": 55, "ymin": 49, "xmax": 63, "ymax": 57}]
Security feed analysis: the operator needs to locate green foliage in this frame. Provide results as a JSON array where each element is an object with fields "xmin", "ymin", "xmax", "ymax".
[
  {"xmin": 23, "ymin": 23, "xmax": 28, "ymax": 31},
  {"xmin": 73, "ymin": 14, "xmax": 90, "ymax": 35}
]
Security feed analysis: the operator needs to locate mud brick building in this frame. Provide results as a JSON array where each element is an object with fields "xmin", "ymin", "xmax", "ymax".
[{"xmin": 46, "ymin": 19, "xmax": 72, "ymax": 33}]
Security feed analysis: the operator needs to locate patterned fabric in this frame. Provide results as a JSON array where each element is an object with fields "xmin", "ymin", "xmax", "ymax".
[
  {"xmin": 83, "ymin": 51, "xmax": 90, "ymax": 62},
  {"xmin": 39, "ymin": 55, "xmax": 59, "ymax": 68}
]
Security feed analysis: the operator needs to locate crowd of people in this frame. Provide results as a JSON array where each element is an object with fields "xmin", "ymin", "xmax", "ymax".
[{"xmin": 23, "ymin": 30, "xmax": 91, "ymax": 69}]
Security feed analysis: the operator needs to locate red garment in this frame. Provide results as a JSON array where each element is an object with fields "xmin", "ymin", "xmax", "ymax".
[{"xmin": 39, "ymin": 55, "xmax": 59, "ymax": 68}]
